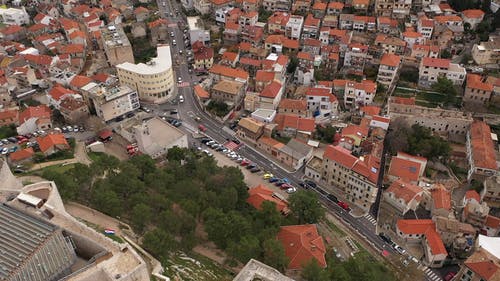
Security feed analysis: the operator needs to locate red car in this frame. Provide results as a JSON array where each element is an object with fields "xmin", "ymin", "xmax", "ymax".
[
  {"xmin": 337, "ymin": 201, "xmax": 350, "ymax": 211},
  {"xmin": 444, "ymin": 272, "xmax": 456, "ymax": 281},
  {"xmin": 18, "ymin": 138, "xmax": 29, "ymax": 145},
  {"xmin": 198, "ymin": 124, "xmax": 207, "ymax": 132},
  {"xmin": 280, "ymin": 183, "xmax": 292, "ymax": 190},
  {"xmin": 240, "ymin": 159, "xmax": 250, "ymax": 166}
]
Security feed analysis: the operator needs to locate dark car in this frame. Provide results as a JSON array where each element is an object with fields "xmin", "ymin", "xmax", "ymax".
[
  {"xmin": 246, "ymin": 164, "xmax": 256, "ymax": 170},
  {"xmin": 274, "ymin": 180, "xmax": 285, "ymax": 187},
  {"xmin": 250, "ymin": 167, "xmax": 261, "ymax": 173},
  {"xmin": 232, "ymin": 138, "xmax": 241, "ymax": 144},
  {"xmin": 126, "ymin": 112, "xmax": 135, "ymax": 118},
  {"xmin": 8, "ymin": 137, "xmax": 17, "ymax": 143},
  {"xmin": 304, "ymin": 179, "xmax": 317, "ymax": 188},
  {"xmin": 170, "ymin": 110, "xmax": 178, "ymax": 114},
  {"xmin": 200, "ymin": 138, "xmax": 212, "ymax": 144},
  {"xmin": 268, "ymin": 177, "xmax": 279, "ymax": 183},
  {"xmin": 379, "ymin": 233, "xmax": 392, "ymax": 244},
  {"xmin": 327, "ymin": 194, "xmax": 339, "ymax": 203}
]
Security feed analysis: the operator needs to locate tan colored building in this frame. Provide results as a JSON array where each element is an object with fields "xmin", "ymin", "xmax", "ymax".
[
  {"xmin": 377, "ymin": 53, "xmax": 401, "ymax": 88},
  {"xmin": 193, "ymin": 45, "xmax": 214, "ymax": 71},
  {"xmin": 101, "ymin": 25, "xmax": 134, "ymax": 66},
  {"xmin": 211, "ymin": 80, "xmax": 245, "ymax": 107},
  {"xmin": 237, "ymin": 117, "xmax": 265, "ymax": 143},
  {"xmin": 277, "ymin": 98, "xmax": 308, "ymax": 117},
  {"xmin": 482, "ymin": 175, "xmax": 500, "ymax": 208},
  {"xmin": 464, "ymin": 74, "xmax": 494, "ymax": 105},
  {"xmin": 257, "ymin": 137, "xmax": 313, "ymax": 170},
  {"xmin": 418, "ymin": 57, "xmax": 466, "ymax": 88},
  {"xmin": 59, "ymin": 96, "xmax": 89, "ymax": 124},
  {"xmin": 471, "ymin": 38, "xmax": 500, "ymax": 66},
  {"xmin": 383, "ymin": 179, "xmax": 423, "ymax": 215},
  {"xmin": 85, "ymin": 83, "xmax": 140, "ymax": 122},
  {"xmin": 134, "ymin": 117, "xmax": 188, "ymax": 159},
  {"xmin": 467, "ymin": 121, "xmax": 498, "ymax": 181},
  {"xmin": 116, "ymin": 45, "xmax": 175, "ymax": 104}
]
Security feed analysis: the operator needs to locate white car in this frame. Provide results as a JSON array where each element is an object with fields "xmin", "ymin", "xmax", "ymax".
[
  {"xmin": 178, "ymin": 77, "xmax": 182, "ymax": 83},
  {"xmin": 286, "ymin": 187, "xmax": 297, "ymax": 194},
  {"xmin": 1, "ymin": 147, "xmax": 8, "ymax": 155},
  {"xmin": 179, "ymin": 95, "xmax": 184, "ymax": 103},
  {"xmin": 202, "ymin": 149, "xmax": 213, "ymax": 157},
  {"xmin": 394, "ymin": 245, "xmax": 406, "ymax": 255}
]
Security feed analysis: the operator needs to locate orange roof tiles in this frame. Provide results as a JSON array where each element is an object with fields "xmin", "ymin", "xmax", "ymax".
[
  {"xmin": 221, "ymin": 51, "xmax": 238, "ymax": 62},
  {"xmin": 467, "ymin": 74, "xmax": 493, "ymax": 92},
  {"xmin": 9, "ymin": 147, "xmax": 34, "ymax": 162},
  {"xmin": 422, "ymin": 57, "xmax": 450, "ymax": 68},
  {"xmin": 277, "ymin": 224, "xmax": 327, "ymax": 269},
  {"xmin": 260, "ymin": 81, "xmax": 282, "ymax": 98},
  {"xmin": 194, "ymin": 46, "xmax": 214, "ymax": 61},
  {"xmin": 19, "ymin": 105, "xmax": 51, "ymax": 125},
  {"xmin": 283, "ymin": 38, "xmax": 299, "ymax": 49},
  {"xmin": 392, "ymin": 96, "xmax": 416, "ymax": 105},
  {"xmin": 435, "ymin": 15, "xmax": 462, "ymax": 24},
  {"xmin": 60, "ymin": 44, "xmax": 85, "ymax": 54},
  {"xmin": 239, "ymin": 57, "xmax": 261, "ymax": 67},
  {"xmin": 312, "ymin": 2, "xmax": 327, "ymax": 11},
  {"xmin": 465, "ymin": 190, "xmax": 481, "ymax": 202},
  {"xmin": 194, "ymin": 85, "xmax": 209, "ymax": 99},
  {"xmin": 70, "ymin": 75, "xmax": 93, "ymax": 88},
  {"xmin": 259, "ymin": 136, "xmax": 285, "ymax": 149},
  {"xmin": 397, "ymin": 219, "xmax": 447, "ymax": 255},
  {"xmin": 134, "ymin": 6, "xmax": 149, "ymax": 14},
  {"xmin": 431, "ymin": 186, "xmax": 451, "ymax": 210},
  {"xmin": 360, "ymin": 105, "xmax": 380, "ymax": 116},
  {"xmin": 268, "ymin": 12, "xmax": 290, "ymax": 26},
  {"xmin": 148, "ymin": 18, "xmax": 168, "ymax": 28},
  {"xmin": 209, "ymin": 64, "xmax": 249, "ymax": 80},
  {"xmin": 297, "ymin": 52, "xmax": 314, "ymax": 61},
  {"xmin": 304, "ymin": 38, "xmax": 321, "ymax": 47},
  {"xmin": 388, "ymin": 157, "xmax": 422, "ymax": 182},
  {"xmin": 403, "ymin": 30, "xmax": 423, "ymax": 38},
  {"xmin": 279, "ymin": 99, "xmax": 307, "ymax": 111},
  {"xmin": 380, "ymin": 53, "xmax": 401, "ymax": 67},
  {"xmin": 470, "ymin": 120, "xmax": 498, "ymax": 170},
  {"xmin": 49, "ymin": 86, "xmax": 76, "ymax": 101},
  {"xmin": 255, "ymin": 70, "xmax": 275, "ymax": 82},
  {"xmin": 274, "ymin": 114, "xmax": 316, "ymax": 133},
  {"xmin": 247, "ymin": 184, "xmax": 288, "ymax": 213},
  {"xmin": 0, "ymin": 109, "xmax": 18, "ymax": 123},
  {"xmin": 304, "ymin": 14, "xmax": 320, "ymax": 27},
  {"xmin": 353, "ymin": 0, "xmax": 369, "ymax": 5},
  {"xmin": 59, "ymin": 18, "xmax": 80, "ymax": 30},
  {"xmin": 462, "ymin": 9, "xmax": 485, "ymax": 19},
  {"xmin": 464, "ymin": 249, "xmax": 500, "ymax": 281},
  {"xmin": 485, "ymin": 215, "xmax": 500, "ymax": 229},
  {"xmin": 324, "ymin": 145, "xmax": 358, "ymax": 168},
  {"xmin": 328, "ymin": 1, "xmax": 344, "ymax": 9},
  {"xmin": 386, "ymin": 179, "xmax": 423, "ymax": 204},
  {"xmin": 37, "ymin": 133, "xmax": 69, "ymax": 153}
]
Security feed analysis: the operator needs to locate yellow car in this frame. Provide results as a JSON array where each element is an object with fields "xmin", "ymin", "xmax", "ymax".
[{"xmin": 263, "ymin": 173, "xmax": 273, "ymax": 179}]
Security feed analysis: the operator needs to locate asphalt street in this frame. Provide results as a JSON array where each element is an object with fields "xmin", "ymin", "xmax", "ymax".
[{"xmin": 153, "ymin": 1, "xmax": 441, "ymax": 279}]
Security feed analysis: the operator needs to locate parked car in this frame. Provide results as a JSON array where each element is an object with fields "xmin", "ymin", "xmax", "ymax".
[
  {"xmin": 305, "ymin": 179, "xmax": 317, "ymax": 188},
  {"xmin": 394, "ymin": 245, "xmax": 406, "ymax": 255},
  {"xmin": 246, "ymin": 164, "xmax": 256, "ymax": 169},
  {"xmin": 327, "ymin": 194, "xmax": 339, "ymax": 203},
  {"xmin": 198, "ymin": 124, "xmax": 207, "ymax": 132},
  {"xmin": 1, "ymin": 147, "xmax": 8, "ymax": 154},
  {"xmin": 240, "ymin": 159, "xmax": 250, "ymax": 166},
  {"xmin": 250, "ymin": 167, "xmax": 261, "ymax": 173},
  {"xmin": 444, "ymin": 272, "xmax": 456, "ymax": 281},
  {"xmin": 274, "ymin": 180, "xmax": 285, "ymax": 187},
  {"xmin": 202, "ymin": 149, "xmax": 213, "ymax": 157},
  {"xmin": 378, "ymin": 233, "xmax": 392, "ymax": 244},
  {"xmin": 286, "ymin": 187, "xmax": 297, "ymax": 193},
  {"xmin": 9, "ymin": 146, "xmax": 18, "ymax": 153},
  {"xmin": 337, "ymin": 201, "xmax": 350, "ymax": 211},
  {"xmin": 263, "ymin": 173, "xmax": 273, "ymax": 179},
  {"xmin": 200, "ymin": 138, "xmax": 211, "ymax": 144},
  {"xmin": 268, "ymin": 177, "xmax": 279, "ymax": 183},
  {"xmin": 280, "ymin": 183, "xmax": 293, "ymax": 190},
  {"xmin": 8, "ymin": 137, "xmax": 17, "ymax": 143}
]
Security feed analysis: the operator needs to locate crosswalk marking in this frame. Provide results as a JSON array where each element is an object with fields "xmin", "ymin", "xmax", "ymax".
[
  {"xmin": 363, "ymin": 214, "xmax": 377, "ymax": 225},
  {"xmin": 424, "ymin": 267, "xmax": 443, "ymax": 281},
  {"xmin": 177, "ymin": 82, "xmax": 190, "ymax": 87}
]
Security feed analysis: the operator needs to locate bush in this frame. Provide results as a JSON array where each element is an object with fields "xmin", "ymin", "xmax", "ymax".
[
  {"xmin": 0, "ymin": 124, "xmax": 17, "ymax": 139},
  {"xmin": 206, "ymin": 100, "xmax": 230, "ymax": 117}
]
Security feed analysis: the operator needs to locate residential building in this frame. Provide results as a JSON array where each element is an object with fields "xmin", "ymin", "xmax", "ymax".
[
  {"xmin": 187, "ymin": 16, "xmax": 210, "ymax": 45},
  {"xmin": 462, "ymin": 190, "xmax": 490, "ymax": 228},
  {"xmin": 278, "ymin": 98, "xmax": 308, "ymax": 117},
  {"xmin": 277, "ymin": 224, "xmax": 326, "ymax": 269},
  {"xmin": 434, "ymin": 216, "xmax": 475, "ymax": 259},
  {"xmin": 233, "ymin": 259, "xmax": 295, "ymax": 281},
  {"xmin": 193, "ymin": 45, "xmax": 215, "ymax": 71},
  {"xmin": 47, "ymin": 86, "xmax": 79, "ymax": 109},
  {"xmin": 86, "ymin": 83, "xmax": 140, "ymax": 122},
  {"xmin": 285, "ymin": 15, "xmax": 303, "ymax": 40},
  {"xmin": 374, "ymin": 34, "xmax": 407, "ymax": 55},
  {"xmin": 0, "ymin": 7, "xmax": 30, "ymax": 25},
  {"xmin": 471, "ymin": 38, "xmax": 500, "ymax": 66},
  {"xmin": 402, "ymin": 29, "xmax": 425, "ymax": 49},
  {"xmin": 251, "ymin": 109, "xmax": 277, "ymax": 124},
  {"xmin": 396, "ymin": 219, "xmax": 447, "ymax": 268},
  {"xmin": 273, "ymin": 114, "xmax": 315, "ymax": 140},
  {"xmin": 343, "ymin": 80, "xmax": 377, "ymax": 108},
  {"xmin": 262, "ymin": 0, "xmax": 291, "ymax": 11},
  {"xmin": 17, "ymin": 105, "xmax": 52, "ymax": 135},
  {"xmin": 464, "ymin": 74, "xmax": 494, "ymax": 105},
  {"xmin": 383, "ymin": 179, "xmax": 424, "ymax": 215},
  {"xmin": 211, "ymin": 80, "xmax": 246, "ymax": 107},
  {"xmin": 327, "ymin": 2, "xmax": 344, "ymax": 15},
  {"xmin": 116, "ymin": 45, "xmax": 175, "ymax": 104},
  {"xmin": 306, "ymin": 87, "xmax": 339, "ymax": 122},
  {"xmin": 482, "ymin": 175, "xmax": 500, "ymax": 208},
  {"xmin": 0, "ymin": 109, "xmax": 19, "ymax": 126},
  {"xmin": 302, "ymin": 14, "xmax": 320, "ymax": 39},
  {"xmin": 239, "ymin": 11, "xmax": 258, "ymax": 28},
  {"xmin": 37, "ymin": 133, "xmax": 70, "ymax": 156},
  {"xmin": 343, "ymin": 43, "xmax": 369, "ymax": 74},
  {"xmin": 387, "ymin": 152, "xmax": 426, "ymax": 184},
  {"xmin": 267, "ymin": 11, "xmax": 290, "ymax": 34},
  {"xmin": 101, "ymin": 25, "xmax": 134, "ymax": 66},
  {"xmin": 418, "ymin": 57, "xmax": 466, "ymax": 88},
  {"xmin": 428, "ymin": 185, "xmax": 452, "ymax": 218},
  {"xmin": 466, "ymin": 121, "xmax": 498, "ymax": 181},
  {"xmin": 377, "ymin": 54, "xmax": 401, "ymax": 88},
  {"xmin": 455, "ymin": 247, "xmax": 500, "ymax": 281},
  {"xmin": 338, "ymin": 124, "xmax": 368, "ymax": 153},
  {"xmin": 417, "ymin": 17, "xmax": 434, "ymax": 39},
  {"xmin": 237, "ymin": 117, "xmax": 265, "ymax": 143},
  {"xmin": 461, "ymin": 9, "xmax": 485, "ymax": 29},
  {"xmin": 209, "ymin": 64, "xmax": 250, "ymax": 83},
  {"xmin": 59, "ymin": 97, "xmax": 90, "ymax": 124},
  {"xmin": 247, "ymin": 184, "xmax": 289, "ymax": 214},
  {"xmin": 483, "ymin": 215, "xmax": 500, "ymax": 237},
  {"xmin": 257, "ymin": 137, "xmax": 313, "ymax": 170},
  {"xmin": 259, "ymin": 81, "xmax": 284, "ymax": 110},
  {"xmin": 9, "ymin": 147, "xmax": 35, "ymax": 164},
  {"xmin": 134, "ymin": 117, "xmax": 188, "ymax": 159}
]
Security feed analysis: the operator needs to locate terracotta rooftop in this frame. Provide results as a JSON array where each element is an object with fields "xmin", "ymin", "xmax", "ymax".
[
  {"xmin": 274, "ymin": 114, "xmax": 315, "ymax": 133},
  {"xmin": 397, "ymin": 219, "xmax": 447, "ymax": 255},
  {"xmin": 9, "ymin": 147, "xmax": 34, "ymax": 162},
  {"xmin": 194, "ymin": 85, "xmax": 209, "ymax": 99},
  {"xmin": 279, "ymin": 99, "xmax": 307, "ymax": 111},
  {"xmin": 465, "ymin": 190, "xmax": 481, "ymax": 203},
  {"xmin": 19, "ymin": 105, "xmax": 51, "ymax": 125},
  {"xmin": 255, "ymin": 70, "xmax": 275, "ymax": 82},
  {"xmin": 464, "ymin": 248, "xmax": 500, "ymax": 281},
  {"xmin": 380, "ymin": 53, "xmax": 401, "ymax": 67},
  {"xmin": 277, "ymin": 224, "xmax": 327, "ymax": 269},
  {"xmin": 70, "ymin": 75, "xmax": 93, "ymax": 88},
  {"xmin": 360, "ymin": 105, "xmax": 380, "ymax": 117},
  {"xmin": 209, "ymin": 64, "xmax": 249, "ymax": 80},
  {"xmin": 238, "ymin": 117, "xmax": 264, "ymax": 133},
  {"xmin": 431, "ymin": 185, "xmax": 452, "ymax": 210},
  {"xmin": 435, "ymin": 15, "xmax": 463, "ymax": 24},
  {"xmin": 260, "ymin": 81, "xmax": 282, "ymax": 98},
  {"xmin": 422, "ymin": 57, "xmax": 450, "ymax": 68},
  {"xmin": 49, "ymin": 86, "xmax": 76, "ymax": 101},
  {"xmin": 36, "ymin": 133, "xmax": 69, "ymax": 153},
  {"xmin": 328, "ymin": 1, "xmax": 344, "ymax": 9},
  {"xmin": 259, "ymin": 136, "xmax": 285, "ymax": 149},
  {"xmin": 388, "ymin": 156, "xmax": 422, "ymax": 182},
  {"xmin": 485, "ymin": 215, "xmax": 500, "ymax": 229},
  {"xmin": 247, "ymin": 184, "xmax": 288, "ymax": 213},
  {"xmin": 467, "ymin": 74, "xmax": 493, "ymax": 92},
  {"xmin": 470, "ymin": 120, "xmax": 498, "ymax": 170},
  {"xmin": 462, "ymin": 9, "xmax": 485, "ymax": 19},
  {"xmin": 386, "ymin": 179, "xmax": 423, "ymax": 204},
  {"xmin": 323, "ymin": 145, "xmax": 358, "ymax": 168}
]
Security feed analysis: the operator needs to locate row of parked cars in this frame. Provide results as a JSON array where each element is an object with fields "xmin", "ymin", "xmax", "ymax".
[
  {"xmin": 265, "ymin": 174, "xmax": 297, "ymax": 194},
  {"xmin": 298, "ymin": 179, "xmax": 351, "ymax": 211}
]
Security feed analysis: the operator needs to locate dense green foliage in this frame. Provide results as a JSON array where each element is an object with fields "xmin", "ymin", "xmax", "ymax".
[
  {"xmin": 431, "ymin": 77, "xmax": 458, "ymax": 105},
  {"xmin": 206, "ymin": 100, "xmax": 230, "ymax": 117},
  {"xmin": 315, "ymin": 124, "xmax": 339, "ymax": 143},
  {"xmin": 288, "ymin": 190, "xmax": 324, "ymax": 224},
  {"xmin": 0, "ymin": 124, "xmax": 17, "ymax": 139}
]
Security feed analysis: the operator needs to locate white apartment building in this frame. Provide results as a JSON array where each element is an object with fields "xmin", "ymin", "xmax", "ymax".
[
  {"xmin": 0, "ymin": 7, "xmax": 29, "ymax": 25},
  {"xmin": 377, "ymin": 53, "xmax": 401, "ymax": 87},
  {"xmin": 392, "ymin": 0, "xmax": 412, "ymax": 18},
  {"xmin": 193, "ymin": 0, "xmax": 211, "ymax": 15},
  {"xmin": 285, "ymin": 15, "xmax": 303, "ymax": 40},
  {"xmin": 116, "ymin": 45, "xmax": 175, "ymax": 104},
  {"xmin": 344, "ymin": 80, "xmax": 377, "ymax": 108},
  {"xmin": 85, "ymin": 83, "xmax": 140, "ymax": 122},
  {"xmin": 306, "ymin": 87, "xmax": 339, "ymax": 123},
  {"xmin": 187, "ymin": 16, "xmax": 210, "ymax": 45},
  {"xmin": 418, "ymin": 57, "xmax": 466, "ymax": 88},
  {"xmin": 215, "ymin": 6, "xmax": 234, "ymax": 25},
  {"xmin": 262, "ymin": 0, "xmax": 291, "ymax": 12},
  {"xmin": 417, "ymin": 18, "xmax": 434, "ymax": 39}
]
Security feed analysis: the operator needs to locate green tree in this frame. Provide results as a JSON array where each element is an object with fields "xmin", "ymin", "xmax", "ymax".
[
  {"xmin": 142, "ymin": 228, "xmax": 177, "ymax": 258},
  {"xmin": 431, "ymin": 77, "xmax": 458, "ymax": 104},
  {"xmin": 91, "ymin": 183, "xmax": 123, "ymax": 217},
  {"xmin": 228, "ymin": 235, "xmax": 261, "ymax": 263},
  {"xmin": 262, "ymin": 239, "xmax": 289, "ymax": 272},
  {"xmin": 288, "ymin": 190, "xmax": 324, "ymax": 224},
  {"xmin": 0, "ymin": 124, "xmax": 17, "ymax": 139},
  {"xmin": 287, "ymin": 57, "xmax": 299, "ymax": 74},
  {"xmin": 315, "ymin": 124, "xmax": 338, "ymax": 143},
  {"xmin": 441, "ymin": 49, "xmax": 452, "ymax": 59},
  {"xmin": 301, "ymin": 260, "xmax": 329, "ymax": 281},
  {"xmin": 167, "ymin": 146, "xmax": 186, "ymax": 161},
  {"xmin": 131, "ymin": 203, "xmax": 152, "ymax": 232}
]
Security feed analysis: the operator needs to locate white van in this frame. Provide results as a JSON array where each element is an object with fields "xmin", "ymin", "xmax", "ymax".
[{"xmin": 179, "ymin": 95, "xmax": 184, "ymax": 103}]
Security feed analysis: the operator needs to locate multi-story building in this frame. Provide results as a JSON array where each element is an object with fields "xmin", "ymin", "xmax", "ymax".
[
  {"xmin": 374, "ymin": 34, "xmax": 407, "ymax": 55},
  {"xmin": 327, "ymin": 2, "xmax": 344, "ymax": 15},
  {"xmin": 306, "ymin": 87, "xmax": 339, "ymax": 122},
  {"xmin": 417, "ymin": 17, "xmax": 434, "ymax": 39},
  {"xmin": 0, "ymin": 7, "xmax": 30, "ymax": 25},
  {"xmin": 464, "ymin": 74, "xmax": 494, "ymax": 105},
  {"xmin": 259, "ymin": 81, "xmax": 284, "ymax": 110},
  {"xmin": 302, "ymin": 14, "xmax": 320, "ymax": 39},
  {"xmin": 387, "ymin": 96, "xmax": 473, "ymax": 137},
  {"xmin": 461, "ymin": 9, "xmax": 485, "ymax": 29},
  {"xmin": 86, "ymin": 83, "xmax": 140, "ymax": 122},
  {"xmin": 482, "ymin": 175, "xmax": 500, "ymax": 208},
  {"xmin": 237, "ymin": 117, "xmax": 265, "ymax": 143},
  {"xmin": 267, "ymin": 11, "xmax": 290, "ymax": 34},
  {"xmin": 211, "ymin": 80, "xmax": 246, "ymax": 107},
  {"xmin": 116, "ymin": 45, "xmax": 175, "ymax": 104},
  {"xmin": 374, "ymin": 0, "xmax": 412, "ymax": 18},
  {"xmin": 344, "ymin": 79, "xmax": 377, "ymax": 108},
  {"xmin": 466, "ymin": 120, "xmax": 498, "ymax": 182},
  {"xmin": 471, "ymin": 37, "xmax": 500, "ymax": 66},
  {"xmin": 187, "ymin": 16, "xmax": 210, "ymax": 45},
  {"xmin": 344, "ymin": 43, "xmax": 369, "ymax": 74},
  {"xmin": 418, "ymin": 57, "xmax": 466, "ymax": 88},
  {"xmin": 285, "ymin": 15, "xmax": 303, "ymax": 40},
  {"xmin": 383, "ymin": 179, "xmax": 423, "ymax": 215},
  {"xmin": 377, "ymin": 54, "xmax": 401, "ymax": 88},
  {"xmin": 101, "ymin": 25, "xmax": 134, "ymax": 66},
  {"xmin": 193, "ymin": 45, "xmax": 214, "ymax": 71},
  {"xmin": 454, "ymin": 247, "xmax": 499, "ymax": 281},
  {"xmin": 262, "ymin": 0, "xmax": 291, "ymax": 12},
  {"xmin": 278, "ymin": 99, "xmax": 308, "ymax": 117}
]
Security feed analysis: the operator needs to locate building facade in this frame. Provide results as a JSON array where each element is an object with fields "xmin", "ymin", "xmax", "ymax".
[
  {"xmin": 101, "ymin": 25, "xmax": 134, "ymax": 66},
  {"xmin": 86, "ymin": 83, "xmax": 140, "ymax": 122}
]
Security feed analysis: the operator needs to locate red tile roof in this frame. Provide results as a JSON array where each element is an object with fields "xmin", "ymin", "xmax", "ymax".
[
  {"xmin": 277, "ymin": 224, "xmax": 327, "ymax": 269},
  {"xmin": 380, "ymin": 53, "xmax": 401, "ymax": 67},
  {"xmin": 323, "ymin": 145, "xmax": 358, "ymax": 168},
  {"xmin": 462, "ymin": 9, "xmax": 485, "ymax": 19},
  {"xmin": 470, "ymin": 120, "xmax": 498, "ymax": 170},
  {"xmin": 1, "ymin": 25, "xmax": 24, "ymax": 35},
  {"xmin": 422, "ymin": 57, "xmax": 450, "ymax": 68},
  {"xmin": 403, "ymin": 30, "xmax": 422, "ymax": 39},
  {"xmin": 485, "ymin": 215, "xmax": 500, "ymax": 229},
  {"xmin": 274, "ymin": 114, "xmax": 316, "ymax": 133},
  {"xmin": 397, "ymin": 219, "xmax": 447, "ymax": 255},
  {"xmin": 194, "ymin": 85, "xmax": 209, "ymax": 99},
  {"xmin": 467, "ymin": 74, "xmax": 494, "ymax": 92},
  {"xmin": 268, "ymin": 12, "xmax": 290, "ymax": 26},
  {"xmin": 9, "ymin": 147, "xmax": 34, "ymax": 162},
  {"xmin": 304, "ymin": 14, "xmax": 320, "ymax": 27},
  {"xmin": 465, "ymin": 190, "xmax": 481, "ymax": 202},
  {"xmin": 49, "ymin": 86, "xmax": 76, "ymax": 101},
  {"xmin": 360, "ymin": 105, "xmax": 381, "ymax": 116},
  {"xmin": 260, "ymin": 81, "xmax": 282, "ymax": 98},
  {"xmin": 386, "ymin": 179, "xmax": 423, "ymax": 204},
  {"xmin": 0, "ymin": 109, "xmax": 18, "ymax": 123},
  {"xmin": 392, "ymin": 96, "xmax": 416, "ymax": 105},
  {"xmin": 431, "ymin": 186, "xmax": 451, "ymax": 210},
  {"xmin": 435, "ymin": 15, "xmax": 462, "ymax": 24},
  {"xmin": 70, "ymin": 75, "xmax": 93, "ymax": 88},
  {"xmin": 209, "ymin": 64, "xmax": 249, "ymax": 80},
  {"xmin": 247, "ymin": 184, "xmax": 288, "ymax": 213},
  {"xmin": 328, "ymin": 1, "xmax": 344, "ymax": 9},
  {"xmin": 259, "ymin": 136, "xmax": 285, "ymax": 149},
  {"xmin": 148, "ymin": 18, "xmax": 168, "ymax": 28},
  {"xmin": 388, "ymin": 156, "xmax": 422, "ymax": 182},
  {"xmin": 465, "ymin": 249, "xmax": 500, "ymax": 281},
  {"xmin": 37, "ymin": 133, "xmax": 69, "ymax": 153},
  {"xmin": 312, "ymin": 2, "xmax": 327, "ymax": 11},
  {"xmin": 19, "ymin": 105, "xmax": 51, "ymax": 125},
  {"xmin": 239, "ymin": 57, "xmax": 261, "ymax": 67},
  {"xmin": 194, "ymin": 46, "xmax": 214, "ymax": 61},
  {"xmin": 279, "ymin": 99, "xmax": 307, "ymax": 111},
  {"xmin": 221, "ymin": 51, "xmax": 238, "ymax": 62},
  {"xmin": 60, "ymin": 44, "xmax": 85, "ymax": 54},
  {"xmin": 23, "ymin": 54, "xmax": 53, "ymax": 66}
]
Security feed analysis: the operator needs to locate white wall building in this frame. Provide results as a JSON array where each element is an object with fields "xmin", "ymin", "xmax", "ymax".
[
  {"xmin": 135, "ymin": 117, "xmax": 188, "ymax": 159},
  {"xmin": 344, "ymin": 80, "xmax": 377, "ymax": 108},
  {"xmin": 85, "ymin": 83, "xmax": 140, "ymax": 122},
  {"xmin": 187, "ymin": 16, "xmax": 210, "ymax": 45},
  {"xmin": 285, "ymin": 15, "xmax": 304, "ymax": 40},
  {"xmin": 0, "ymin": 7, "xmax": 29, "ymax": 25},
  {"xmin": 306, "ymin": 87, "xmax": 339, "ymax": 123},
  {"xmin": 418, "ymin": 57, "xmax": 466, "ymax": 88}
]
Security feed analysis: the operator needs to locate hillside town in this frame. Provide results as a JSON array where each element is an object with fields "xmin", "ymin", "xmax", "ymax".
[{"xmin": 0, "ymin": 0, "xmax": 500, "ymax": 281}]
